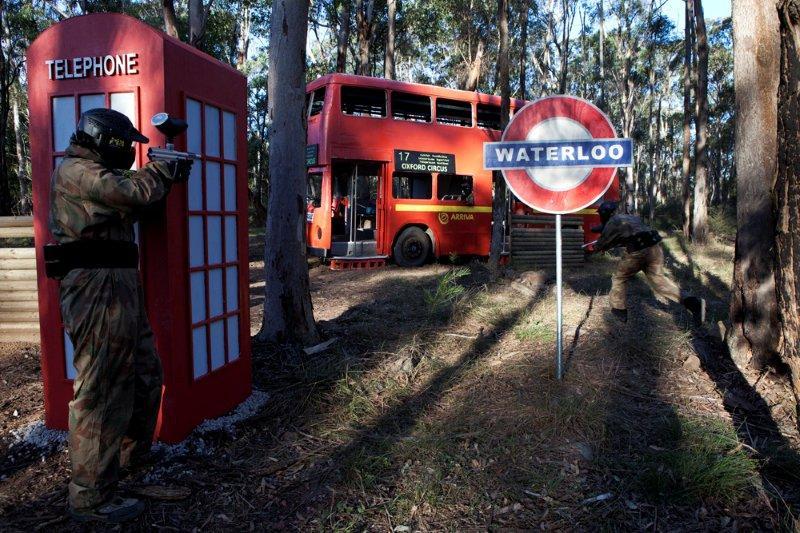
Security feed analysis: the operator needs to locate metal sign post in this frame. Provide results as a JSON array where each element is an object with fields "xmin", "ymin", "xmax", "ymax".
[
  {"xmin": 555, "ymin": 214, "xmax": 563, "ymax": 379},
  {"xmin": 483, "ymin": 95, "xmax": 632, "ymax": 380}
]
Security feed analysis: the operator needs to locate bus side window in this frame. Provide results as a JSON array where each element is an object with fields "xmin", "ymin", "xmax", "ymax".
[
  {"xmin": 307, "ymin": 172, "xmax": 322, "ymax": 207},
  {"xmin": 341, "ymin": 86, "xmax": 386, "ymax": 117},
  {"xmin": 392, "ymin": 92, "xmax": 431, "ymax": 122},
  {"xmin": 477, "ymin": 104, "xmax": 501, "ymax": 130},
  {"xmin": 392, "ymin": 171, "xmax": 432, "ymax": 200},
  {"xmin": 436, "ymin": 98, "xmax": 472, "ymax": 127},
  {"xmin": 437, "ymin": 174, "xmax": 473, "ymax": 204},
  {"xmin": 309, "ymin": 87, "xmax": 326, "ymax": 117}
]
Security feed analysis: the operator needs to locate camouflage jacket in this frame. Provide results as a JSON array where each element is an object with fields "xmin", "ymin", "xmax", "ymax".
[
  {"xmin": 594, "ymin": 214, "xmax": 662, "ymax": 253},
  {"xmin": 49, "ymin": 144, "xmax": 172, "ymax": 244}
]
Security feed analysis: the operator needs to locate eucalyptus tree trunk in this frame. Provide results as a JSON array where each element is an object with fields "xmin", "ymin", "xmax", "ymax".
[
  {"xmin": 462, "ymin": 39, "xmax": 485, "ymax": 91},
  {"xmin": 384, "ymin": 0, "xmax": 396, "ymax": 79},
  {"xmin": 775, "ymin": 0, "xmax": 800, "ymax": 405},
  {"xmin": 681, "ymin": 0, "xmax": 694, "ymax": 238},
  {"xmin": 691, "ymin": 0, "xmax": 710, "ymax": 244},
  {"xmin": 162, "ymin": 0, "xmax": 179, "ymax": 38},
  {"xmin": 598, "ymin": 0, "xmax": 606, "ymax": 108},
  {"xmin": 189, "ymin": 0, "xmax": 211, "ymax": 47},
  {"xmin": 12, "ymin": 86, "xmax": 30, "ymax": 214},
  {"xmin": 519, "ymin": 0, "xmax": 529, "ymax": 99},
  {"xmin": 236, "ymin": 1, "xmax": 252, "ymax": 71},
  {"xmin": 259, "ymin": 0, "xmax": 320, "ymax": 345},
  {"xmin": 489, "ymin": 0, "xmax": 510, "ymax": 275},
  {"xmin": 728, "ymin": 0, "xmax": 780, "ymax": 372},
  {"xmin": 0, "ymin": 4, "xmax": 13, "ymax": 215},
  {"xmin": 355, "ymin": 0, "xmax": 376, "ymax": 76},
  {"xmin": 336, "ymin": 0, "xmax": 351, "ymax": 72}
]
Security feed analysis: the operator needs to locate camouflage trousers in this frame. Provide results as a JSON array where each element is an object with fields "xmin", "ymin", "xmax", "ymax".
[
  {"xmin": 609, "ymin": 244, "xmax": 683, "ymax": 311},
  {"xmin": 60, "ymin": 268, "xmax": 163, "ymax": 510}
]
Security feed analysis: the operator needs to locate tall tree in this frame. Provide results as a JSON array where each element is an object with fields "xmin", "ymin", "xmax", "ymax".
[
  {"xmin": 189, "ymin": 0, "xmax": 212, "ymax": 47},
  {"xmin": 775, "ymin": 0, "xmax": 800, "ymax": 405},
  {"xmin": 518, "ymin": 0, "xmax": 529, "ymax": 99},
  {"xmin": 598, "ymin": 0, "xmax": 606, "ymax": 108},
  {"xmin": 728, "ymin": 0, "xmax": 780, "ymax": 372},
  {"xmin": 384, "ymin": 0, "xmax": 397, "ymax": 79},
  {"xmin": 489, "ymin": 0, "xmax": 510, "ymax": 274},
  {"xmin": 162, "ymin": 0, "xmax": 179, "ymax": 38},
  {"xmin": 11, "ymin": 84, "xmax": 30, "ymax": 214},
  {"xmin": 681, "ymin": 0, "xmax": 694, "ymax": 237},
  {"xmin": 259, "ymin": 0, "xmax": 320, "ymax": 345},
  {"xmin": 691, "ymin": 0, "xmax": 709, "ymax": 243},
  {"xmin": 355, "ymin": 0, "xmax": 377, "ymax": 75},
  {"xmin": 336, "ymin": 0, "xmax": 351, "ymax": 72}
]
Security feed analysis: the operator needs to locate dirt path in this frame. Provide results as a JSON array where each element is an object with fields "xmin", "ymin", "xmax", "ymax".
[{"xmin": 1, "ymin": 233, "xmax": 799, "ymax": 531}]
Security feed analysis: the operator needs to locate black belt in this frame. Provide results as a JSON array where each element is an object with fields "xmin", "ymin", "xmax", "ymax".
[{"xmin": 44, "ymin": 240, "xmax": 139, "ymax": 279}]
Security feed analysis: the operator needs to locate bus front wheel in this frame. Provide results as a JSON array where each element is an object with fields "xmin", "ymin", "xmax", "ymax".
[{"xmin": 393, "ymin": 227, "xmax": 431, "ymax": 267}]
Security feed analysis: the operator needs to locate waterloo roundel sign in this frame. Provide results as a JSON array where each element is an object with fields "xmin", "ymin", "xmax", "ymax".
[{"xmin": 484, "ymin": 95, "xmax": 633, "ymax": 214}]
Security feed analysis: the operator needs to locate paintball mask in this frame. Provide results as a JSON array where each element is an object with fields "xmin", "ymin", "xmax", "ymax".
[
  {"xmin": 591, "ymin": 200, "xmax": 619, "ymax": 233},
  {"xmin": 73, "ymin": 108, "xmax": 149, "ymax": 170}
]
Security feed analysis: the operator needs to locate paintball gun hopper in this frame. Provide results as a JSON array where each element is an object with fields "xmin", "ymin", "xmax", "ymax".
[{"xmin": 147, "ymin": 112, "xmax": 201, "ymax": 162}]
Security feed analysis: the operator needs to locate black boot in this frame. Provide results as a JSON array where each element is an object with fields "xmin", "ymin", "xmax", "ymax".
[
  {"xmin": 611, "ymin": 308, "xmax": 628, "ymax": 323},
  {"xmin": 682, "ymin": 296, "xmax": 706, "ymax": 327}
]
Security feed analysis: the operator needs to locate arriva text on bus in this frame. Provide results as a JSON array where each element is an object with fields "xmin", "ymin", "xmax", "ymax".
[{"xmin": 483, "ymin": 138, "xmax": 634, "ymax": 170}]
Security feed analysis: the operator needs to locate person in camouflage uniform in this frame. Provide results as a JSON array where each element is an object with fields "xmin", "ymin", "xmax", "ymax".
[
  {"xmin": 48, "ymin": 108, "xmax": 191, "ymax": 523},
  {"xmin": 589, "ymin": 201, "xmax": 705, "ymax": 325}
]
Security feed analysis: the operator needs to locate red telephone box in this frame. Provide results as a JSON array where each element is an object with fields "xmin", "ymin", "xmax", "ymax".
[{"xmin": 27, "ymin": 13, "xmax": 252, "ymax": 442}]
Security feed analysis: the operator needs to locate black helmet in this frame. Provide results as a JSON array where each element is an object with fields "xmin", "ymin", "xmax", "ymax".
[
  {"xmin": 73, "ymin": 108, "xmax": 148, "ymax": 169},
  {"xmin": 598, "ymin": 200, "xmax": 618, "ymax": 225}
]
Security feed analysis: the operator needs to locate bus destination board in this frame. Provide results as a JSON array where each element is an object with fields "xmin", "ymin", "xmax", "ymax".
[
  {"xmin": 394, "ymin": 150, "xmax": 455, "ymax": 174},
  {"xmin": 306, "ymin": 144, "xmax": 319, "ymax": 167}
]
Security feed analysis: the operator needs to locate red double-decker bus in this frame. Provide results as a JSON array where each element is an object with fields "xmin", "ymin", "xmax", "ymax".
[{"xmin": 304, "ymin": 74, "xmax": 616, "ymax": 266}]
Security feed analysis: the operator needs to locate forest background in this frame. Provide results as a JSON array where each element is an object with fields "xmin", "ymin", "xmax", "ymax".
[{"xmin": 0, "ymin": 0, "xmax": 733, "ymax": 239}]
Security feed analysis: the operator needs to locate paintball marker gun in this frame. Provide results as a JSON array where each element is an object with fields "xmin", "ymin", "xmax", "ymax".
[
  {"xmin": 582, "ymin": 239, "xmax": 598, "ymax": 251},
  {"xmin": 147, "ymin": 113, "xmax": 201, "ymax": 162}
]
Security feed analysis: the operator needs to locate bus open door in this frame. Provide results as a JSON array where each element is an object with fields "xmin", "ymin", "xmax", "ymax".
[
  {"xmin": 329, "ymin": 161, "xmax": 384, "ymax": 258},
  {"xmin": 306, "ymin": 167, "xmax": 330, "ymax": 256}
]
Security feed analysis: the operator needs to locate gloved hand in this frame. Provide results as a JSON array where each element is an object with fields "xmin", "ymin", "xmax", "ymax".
[{"xmin": 167, "ymin": 159, "xmax": 193, "ymax": 183}]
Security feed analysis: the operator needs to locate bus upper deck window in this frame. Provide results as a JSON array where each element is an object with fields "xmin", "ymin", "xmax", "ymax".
[
  {"xmin": 437, "ymin": 174, "xmax": 473, "ymax": 203},
  {"xmin": 392, "ymin": 171, "xmax": 432, "ymax": 200},
  {"xmin": 477, "ymin": 103, "xmax": 501, "ymax": 130},
  {"xmin": 391, "ymin": 92, "xmax": 431, "ymax": 122},
  {"xmin": 341, "ymin": 86, "xmax": 386, "ymax": 117},
  {"xmin": 308, "ymin": 87, "xmax": 326, "ymax": 117},
  {"xmin": 436, "ymin": 98, "xmax": 472, "ymax": 127}
]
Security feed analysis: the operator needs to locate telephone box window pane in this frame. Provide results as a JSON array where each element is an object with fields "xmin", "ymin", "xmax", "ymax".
[
  {"xmin": 210, "ymin": 320, "xmax": 225, "ymax": 370},
  {"xmin": 436, "ymin": 98, "xmax": 472, "ymax": 127},
  {"xmin": 223, "ymin": 111, "xmax": 236, "ymax": 160},
  {"xmin": 64, "ymin": 331, "xmax": 76, "ymax": 380},
  {"xmin": 224, "ymin": 216, "xmax": 237, "ymax": 262},
  {"xmin": 225, "ymin": 266, "xmax": 238, "ymax": 312},
  {"xmin": 206, "ymin": 162, "xmax": 221, "ymax": 211},
  {"xmin": 207, "ymin": 216, "xmax": 222, "ymax": 264},
  {"xmin": 189, "ymin": 216, "xmax": 205, "ymax": 267},
  {"xmin": 391, "ymin": 92, "xmax": 431, "ymax": 122},
  {"xmin": 110, "ymin": 92, "xmax": 136, "ymax": 125},
  {"xmin": 79, "ymin": 94, "xmax": 105, "ymax": 113},
  {"xmin": 188, "ymin": 161, "xmax": 203, "ymax": 211},
  {"xmin": 192, "ymin": 326, "xmax": 208, "ymax": 378},
  {"xmin": 186, "ymin": 99, "xmax": 202, "ymax": 154},
  {"xmin": 52, "ymin": 96, "xmax": 76, "ymax": 152},
  {"xmin": 190, "ymin": 272, "xmax": 206, "ymax": 323},
  {"xmin": 392, "ymin": 172, "xmax": 432, "ymax": 200},
  {"xmin": 227, "ymin": 316, "xmax": 240, "ymax": 361},
  {"xmin": 209, "ymin": 268, "xmax": 224, "ymax": 317},
  {"xmin": 204, "ymin": 105, "xmax": 221, "ymax": 157},
  {"xmin": 341, "ymin": 86, "xmax": 386, "ymax": 117},
  {"xmin": 223, "ymin": 164, "xmax": 236, "ymax": 211}
]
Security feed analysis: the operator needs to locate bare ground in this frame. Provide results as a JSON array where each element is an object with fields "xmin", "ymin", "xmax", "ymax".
[{"xmin": 1, "ymin": 232, "xmax": 800, "ymax": 531}]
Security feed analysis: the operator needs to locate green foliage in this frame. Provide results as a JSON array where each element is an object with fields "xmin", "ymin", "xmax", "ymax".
[
  {"xmin": 423, "ymin": 267, "xmax": 469, "ymax": 315},
  {"xmin": 638, "ymin": 416, "xmax": 758, "ymax": 504}
]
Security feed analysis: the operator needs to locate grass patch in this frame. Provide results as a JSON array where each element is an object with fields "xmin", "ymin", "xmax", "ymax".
[
  {"xmin": 638, "ymin": 416, "xmax": 758, "ymax": 505},
  {"xmin": 514, "ymin": 317, "xmax": 555, "ymax": 343},
  {"xmin": 423, "ymin": 267, "xmax": 470, "ymax": 316}
]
